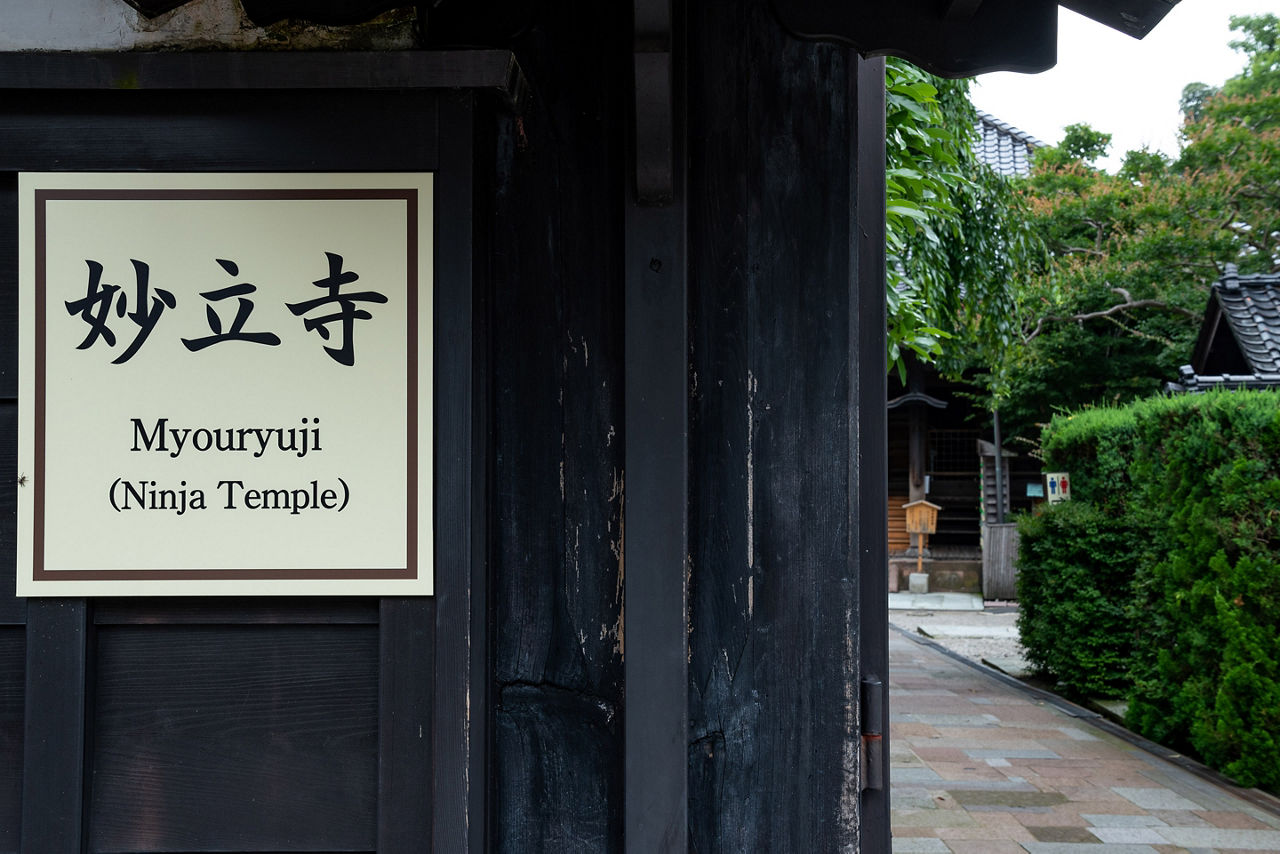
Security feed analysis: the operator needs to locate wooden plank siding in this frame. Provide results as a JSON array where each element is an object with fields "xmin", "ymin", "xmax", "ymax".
[
  {"xmin": 889, "ymin": 495, "xmax": 911, "ymax": 554},
  {"xmin": 485, "ymin": 9, "xmax": 626, "ymax": 848},
  {"xmin": 983, "ymin": 523, "xmax": 1020, "ymax": 600},
  {"xmin": 0, "ymin": 24, "xmax": 892, "ymax": 847}
]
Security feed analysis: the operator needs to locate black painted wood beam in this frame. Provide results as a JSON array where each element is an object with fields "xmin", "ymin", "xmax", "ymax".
[
  {"xmin": 430, "ymin": 91, "xmax": 489, "ymax": 854},
  {"xmin": 773, "ymin": 0, "xmax": 1181, "ymax": 77},
  {"xmin": 0, "ymin": 50, "xmax": 527, "ymax": 113},
  {"xmin": 20, "ymin": 602, "xmax": 88, "ymax": 854},
  {"xmin": 239, "ymin": 0, "xmax": 405, "ymax": 26},
  {"xmin": 625, "ymin": 0, "xmax": 688, "ymax": 844},
  {"xmin": 1061, "ymin": 0, "xmax": 1179, "ymax": 39},
  {"xmin": 634, "ymin": 0, "xmax": 675, "ymax": 204},
  {"xmin": 774, "ymin": 0, "xmax": 1059, "ymax": 76},
  {"xmin": 856, "ymin": 54, "xmax": 891, "ymax": 852}
]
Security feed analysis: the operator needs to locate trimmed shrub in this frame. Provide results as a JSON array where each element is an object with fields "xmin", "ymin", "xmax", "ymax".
[
  {"xmin": 1039, "ymin": 405, "xmax": 1139, "ymax": 513},
  {"xmin": 1016, "ymin": 500, "xmax": 1144, "ymax": 697},
  {"xmin": 1017, "ymin": 389, "xmax": 1280, "ymax": 792},
  {"xmin": 1126, "ymin": 390, "xmax": 1280, "ymax": 790}
]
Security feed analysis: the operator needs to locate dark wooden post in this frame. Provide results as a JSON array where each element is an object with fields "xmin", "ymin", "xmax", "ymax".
[
  {"xmin": 686, "ymin": 0, "xmax": 888, "ymax": 847},
  {"xmin": 486, "ymin": 8, "xmax": 628, "ymax": 848},
  {"xmin": 625, "ymin": 0, "xmax": 690, "ymax": 847},
  {"xmin": 21, "ymin": 602, "xmax": 88, "ymax": 854},
  {"xmin": 856, "ymin": 55, "xmax": 892, "ymax": 852},
  {"xmin": 623, "ymin": 134, "xmax": 690, "ymax": 854}
]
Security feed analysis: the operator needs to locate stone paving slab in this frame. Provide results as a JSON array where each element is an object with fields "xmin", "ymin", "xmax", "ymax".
[
  {"xmin": 919, "ymin": 625, "xmax": 1021, "ymax": 639},
  {"xmin": 889, "ymin": 592, "xmax": 986, "ymax": 611},
  {"xmin": 890, "ymin": 628, "xmax": 1280, "ymax": 853}
]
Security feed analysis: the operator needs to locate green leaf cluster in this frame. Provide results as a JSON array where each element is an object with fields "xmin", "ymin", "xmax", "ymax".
[
  {"xmin": 1126, "ymin": 392, "xmax": 1280, "ymax": 790},
  {"xmin": 1221, "ymin": 13, "xmax": 1280, "ymax": 99},
  {"xmin": 1017, "ymin": 499, "xmax": 1146, "ymax": 697},
  {"xmin": 884, "ymin": 59, "xmax": 1045, "ymax": 388},
  {"xmin": 1018, "ymin": 404, "xmax": 1147, "ymax": 698}
]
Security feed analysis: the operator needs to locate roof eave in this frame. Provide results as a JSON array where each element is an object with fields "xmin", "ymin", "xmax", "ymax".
[{"xmin": 773, "ymin": 0, "xmax": 1181, "ymax": 78}]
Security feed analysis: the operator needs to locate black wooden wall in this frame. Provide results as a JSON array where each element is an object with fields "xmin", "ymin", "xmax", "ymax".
[
  {"xmin": 0, "ymin": 2, "xmax": 888, "ymax": 845},
  {"xmin": 0, "ymin": 78, "xmax": 487, "ymax": 853},
  {"xmin": 472, "ymin": 0, "xmax": 888, "ymax": 848},
  {"xmin": 687, "ymin": 2, "xmax": 887, "ymax": 850},
  {"xmin": 0, "ymin": 170, "xmax": 21, "ymax": 853}
]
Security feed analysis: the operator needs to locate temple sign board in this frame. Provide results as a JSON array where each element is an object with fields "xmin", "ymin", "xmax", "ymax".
[{"xmin": 18, "ymin": 172, "xmax": 434, "ymax": 596}]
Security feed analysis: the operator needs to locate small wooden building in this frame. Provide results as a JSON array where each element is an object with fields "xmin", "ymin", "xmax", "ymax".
[
  {"xmin": 886, "ymin": 111, "xmax": 1043, "ymax": 596},
  {"xmin": 887, "ymin": 359, "xmax": 1041, "ymax": 594}
]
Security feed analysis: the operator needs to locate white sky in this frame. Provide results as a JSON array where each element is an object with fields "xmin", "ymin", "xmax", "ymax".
[{"xmin": 970, "ymin": 0, "xmax": 1279, "ymax": 172}]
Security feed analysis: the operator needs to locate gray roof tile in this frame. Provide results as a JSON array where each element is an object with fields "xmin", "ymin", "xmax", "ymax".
[
  {"xmin": 1167, "ymin": 370, "xmax": 1280, "ymax": 393},
  {"xmin": 974, "ymin": 110, "xmax": 1045, "ymax": 178},
  {"xmin": 1173, "ymin": 265, "xmax": 1280, "ymax": 392},
  {"xmin": 1215, "ymin": 265, "xmax": 1280, "ymax": 373}
]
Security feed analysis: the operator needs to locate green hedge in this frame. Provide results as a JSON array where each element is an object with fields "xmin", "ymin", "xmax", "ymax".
[
  {"xmin": 1038, "ymin": 406, "xmax": 1139, "ymax": 512},
  {"xmin": 1127, "ymin": 391, "xmax": 1280, "ymax": 790},
  {"xmin": 1017, "ymin": 389, "xmax": 1280, "ymax": 791},
  {"xmin": 1017, "ymin": 501, "xmax": 1145, "ymax": 697}
]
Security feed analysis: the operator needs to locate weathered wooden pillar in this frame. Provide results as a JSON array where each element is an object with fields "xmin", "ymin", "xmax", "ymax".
[
  {"xmin": 686, "ymin": 0, "xmax": 888, "ymax": 848},
  {"xmin": 485, "ymin": 6, "xmax": 628, "ymax": 849}
]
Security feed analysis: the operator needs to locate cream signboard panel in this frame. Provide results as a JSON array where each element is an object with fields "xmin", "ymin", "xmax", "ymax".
[{"xmin": 18, "ymin": 173, "xmax": 433, "ymax": 596}]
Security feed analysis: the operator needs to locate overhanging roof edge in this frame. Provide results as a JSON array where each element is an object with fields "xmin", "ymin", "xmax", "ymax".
[{"xmin": 772, "ymin": 0, "xmax": 1181, "ymax": 78}]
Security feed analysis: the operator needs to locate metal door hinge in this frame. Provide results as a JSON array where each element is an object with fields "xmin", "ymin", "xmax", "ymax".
[{"xmin": 860, "ymin": 675, "xmax": 884, "ymax": 791}]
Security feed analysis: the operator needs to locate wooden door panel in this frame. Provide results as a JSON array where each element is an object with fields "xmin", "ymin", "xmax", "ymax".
[
  {"xmin": 88, "ymin": 624, "xmax": 379, "ymax": 852},
  {"xmin": 0, "ymin": 627, "xmax": 22, "ymax": 854}
]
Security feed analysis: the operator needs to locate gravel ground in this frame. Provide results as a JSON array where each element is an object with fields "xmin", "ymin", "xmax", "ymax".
[{"xmin": 888, "ymin": 604, "xmax": 1032, "ymax": 675}]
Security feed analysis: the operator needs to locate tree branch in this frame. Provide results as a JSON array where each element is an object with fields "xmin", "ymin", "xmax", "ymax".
[
  {"xmin": 1024, "ymin": 286, "xmax": 1197, "ymax": 343},
  {"xmin": 1100, "ymin": 314, "xmax": 1176, "ymax": 347}
]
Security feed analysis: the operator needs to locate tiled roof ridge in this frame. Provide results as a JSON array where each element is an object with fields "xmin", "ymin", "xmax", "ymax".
[
  {"xmin": 974, "ymin": 109, "xmax": 1047, "ymax": 150},
  {"xmin": 1212, "ymin": 264, "xmax": 1280, "ymax": 373},
  {"xmin": 973, "ymin": 109, "xmax": 1045, "ymax": 177},
  {"xmin": 1212, "ymin": 265, "xmax": 1280, "ymax": 291},
  {"xmin": 1167, "ymin": 370, "xmax": 1280, "ymax": 393}
]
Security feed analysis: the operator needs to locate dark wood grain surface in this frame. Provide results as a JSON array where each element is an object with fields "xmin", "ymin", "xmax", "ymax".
[
  {"xmin": 2, "ymin": 77, "xmax": 480, "ymax": 853},
  {"xmin": 686, "ymin": 0, "xmax": 873, "ymax": 848},
  {"xmin": 0, "ymin": 628, "xmax": 22, "ymax": 854},
  {"xmin": 486, "ymin": 6, "xmax": 626, "ymax": 848},
  {"xmin": 88, "ymin": 625, "xmax": 378, "ymax": 852}
]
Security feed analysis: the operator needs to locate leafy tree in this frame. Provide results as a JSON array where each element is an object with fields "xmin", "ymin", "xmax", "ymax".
[
  {"xmin": 1174, "ymin": 10, "xmax": 1280, "ymax": 123},
  {"xmin": 885, "ymin": 58, "xmax": 957, "ymax": 373},
  {"xmin": 995, "ymin": 13, "xmax": 1280, "ymax": 440},
  {"xmin": 1116, "ymin": 147, "xmax": 1170, "ymax": 183},
  {"xmin": 884, "ymin": 58, "xmax": 1044, "ymax": 390},
  {"xmin": 1221, "ymin": 13, "xmax": 1280, "ymax": 98},
  {"xmin": 1180, "ymin": 81, "xmax": 1218, "ymax": 122},
  {"xmin": 1057, "ymin": 122, "xmax": 1112, "ymax": 164}
]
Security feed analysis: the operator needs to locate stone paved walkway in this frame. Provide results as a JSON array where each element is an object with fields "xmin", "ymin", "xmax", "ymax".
[{"xmin": 890, "ymin": 627, "xmax": 1280, "ymax": 853}]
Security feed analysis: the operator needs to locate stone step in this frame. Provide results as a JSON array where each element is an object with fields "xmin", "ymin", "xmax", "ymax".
[{"xmin": 889, "ymin": 558, "xmax": 982, "ymax": 595}]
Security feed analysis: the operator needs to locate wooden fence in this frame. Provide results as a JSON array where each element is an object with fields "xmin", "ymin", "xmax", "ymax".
[{"xmin": 983, "ymin": 523, "xmax": 1020, "ymax": 600}]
